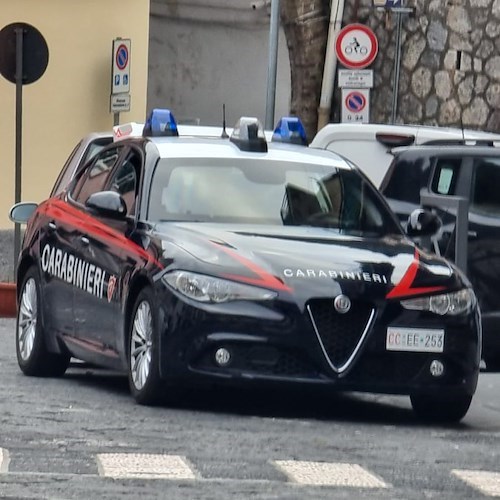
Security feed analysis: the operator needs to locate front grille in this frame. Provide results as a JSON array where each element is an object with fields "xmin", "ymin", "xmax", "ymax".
[
  {"xmin": 195, "ymin": 344, "xmax": 318, "ymax": 378},
  {"xmin": 307, "ymin": 299, "xmax": 375, "ymax": 372}
]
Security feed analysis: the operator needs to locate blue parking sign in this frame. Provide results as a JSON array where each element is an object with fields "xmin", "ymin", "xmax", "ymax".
[{"xmin": 373, "ymin": 0, "xmax": 402, "ymax": 7}]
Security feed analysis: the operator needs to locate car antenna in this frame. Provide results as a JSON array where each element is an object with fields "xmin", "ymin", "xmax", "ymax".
[{"xmin": 221, "ymin": 104, "xmax": 229, "ymax": 139}]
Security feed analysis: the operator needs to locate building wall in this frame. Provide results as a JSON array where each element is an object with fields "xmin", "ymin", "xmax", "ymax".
[
  {"xmin": 341, "ymin": 0, "xmax": 500, "ymax": 130},
  {"xmin": 0, "ymin": 0, "xmax": 150, "ymax": 228},
  {"xmin": 148, "ymin": 0, "xmax": 291, "ymax": 129}
]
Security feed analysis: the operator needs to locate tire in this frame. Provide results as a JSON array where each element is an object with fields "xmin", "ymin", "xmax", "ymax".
[
  {"xmin": 128, "ymin": 287, "xmax": 164, "ymax": 405},
  {"xmin": 410, "ymin": 391, "xmax": 473, "ymax": 423},
  {"xmin": 16, "ymin": 267, "xmax": 70, "ymax": 377}
]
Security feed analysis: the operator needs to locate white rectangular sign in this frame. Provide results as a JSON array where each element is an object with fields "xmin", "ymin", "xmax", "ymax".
[
  {"xmin": 112, "ymin": 38, "xmax": 131, "ymax": 95},
  {"xmin": 341, "ymin": 88, "xmax": 370, "ymax": 124},
  {"xmin": 386, "ymin": 327, "xmax": 445, "ymax": 353},
  {"xmin": 338, "ymin": 69, "xmax": 374, "ymax": 89},
  {"xmin": 110, "ymin": 93, "xmax": 131, "ymax": 113}
]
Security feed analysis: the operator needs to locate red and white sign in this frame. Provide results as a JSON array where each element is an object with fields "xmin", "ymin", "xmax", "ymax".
[
  {"xmin": 335, "ymin": 24, "xmax": 378, "ymax": 69},
  {"xmin": 111, "ymin": 38, "xmax": 131, "ymax": 95},
  {"xmin": 341, "ymin": 89, "xmax": 370, "ymax": 123}
]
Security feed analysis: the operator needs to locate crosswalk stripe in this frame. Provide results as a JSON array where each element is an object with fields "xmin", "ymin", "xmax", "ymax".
[
  {"xmin": 452, "ymin": 470, "xmax": 500, "ymax": 497},
  {"xmin": 96, "ymin": 453, "xmax": 197, "ymax": 480},
  {"xmin": 0, "ymin": 448, "xmax": 9, "ymax": 473},
  {"xmin": 273, "ymin": 460, "xmax": 388, "ymax": 488}
]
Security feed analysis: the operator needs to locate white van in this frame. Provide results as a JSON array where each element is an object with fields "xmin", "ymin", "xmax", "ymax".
[{"xmin": 310, "ymin": 123, "xmax": 500, "ymax": 187}]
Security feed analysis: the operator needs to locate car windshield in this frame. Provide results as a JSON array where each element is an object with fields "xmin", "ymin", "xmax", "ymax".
[{"xmin": 148, "ymin": 158, "xmax": 402, "ymax": 236}]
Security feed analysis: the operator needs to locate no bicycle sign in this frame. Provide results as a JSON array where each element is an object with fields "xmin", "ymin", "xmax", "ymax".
[{"xmin": 335, "ymin": 24, "xmax": 378, "ymax": 69}]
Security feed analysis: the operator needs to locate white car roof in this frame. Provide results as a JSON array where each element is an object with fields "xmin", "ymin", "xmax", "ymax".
[
  {"xmin": 150, "ymin": 136, "xmax": 352, "ymax": 169},
  {"xmin": 310, "ymin": 122, "xmax": 500, "ymax": 147}
]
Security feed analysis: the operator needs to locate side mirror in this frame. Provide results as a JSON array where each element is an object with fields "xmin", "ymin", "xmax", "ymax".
[
  {"xmin": 9, "ymin": 202, "xmax": 38, "ymax": 224},
  {"xmin": 406, "ymin": 208, "xmax": 442, "ymax": 237},
  {"xmin": 86, "ymin": 191, "xmax": 127, "ymax": 219}
]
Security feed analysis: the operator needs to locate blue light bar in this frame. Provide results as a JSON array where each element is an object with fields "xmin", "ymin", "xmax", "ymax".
[
  {"xmin": 272, "ymin": 117, "xmax": 308, "ymax": 146},
  {"xmin": 143, "ymin": 109, "xmax": 179, "ymax": 137}
]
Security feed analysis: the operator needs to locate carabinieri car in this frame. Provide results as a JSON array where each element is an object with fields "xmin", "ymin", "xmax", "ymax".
[{"xmin": 10, "ymin": 110, "xmax": 481, "ymax": 422}]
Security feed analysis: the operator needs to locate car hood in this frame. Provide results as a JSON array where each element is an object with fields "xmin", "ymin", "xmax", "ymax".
[{"xmin": 152, "ymin": 223, "xmax": 462, "ymax": 302}]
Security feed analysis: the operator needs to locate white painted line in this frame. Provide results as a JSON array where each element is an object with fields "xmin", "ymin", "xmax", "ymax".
[
  {"xmin": 96, "ymin": 453, "xmax": 197, "ymax": 480},
  {"xmin": 452, "ymin": 469, "xmax": 500, "ymax": 497},
  {"xmin": 0, "ymin": 448, "xmax": 9, "ymax": 473},
  {"xmin": 274, "ymin": 460, "xmax": 388, "ymax": 488}
]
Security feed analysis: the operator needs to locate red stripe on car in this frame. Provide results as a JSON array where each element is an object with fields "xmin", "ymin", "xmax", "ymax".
[{"xmin": 386, "ymin": 249, "xmax": 446, "ymax": 299}]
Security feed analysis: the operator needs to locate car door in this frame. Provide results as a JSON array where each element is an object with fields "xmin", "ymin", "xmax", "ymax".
[
  {"xmin": 64, "ymin": 144, "xmax": 126, "ymax": 358},
  {"xmin": 70, "ymin": 145, "xmax": 143, "ymax": 359},
  {"xmin": 463, "ymin": 156, "xmax": 500, "ymax": 316}
]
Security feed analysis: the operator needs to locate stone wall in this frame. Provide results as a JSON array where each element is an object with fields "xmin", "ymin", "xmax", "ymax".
[{"xmin": 339, "ymin": 0, "xmax": 500, "ymax": 131}]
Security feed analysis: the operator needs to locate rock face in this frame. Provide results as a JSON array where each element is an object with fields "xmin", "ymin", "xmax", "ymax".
[{"xmin": 338, "ymin": 0, "xmax": 500, "ymax": 131}]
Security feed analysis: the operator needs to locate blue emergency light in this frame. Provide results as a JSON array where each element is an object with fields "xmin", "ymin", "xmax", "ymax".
[
  {"xmin": 272, "ymin": 117, "xmax": 308, "ymax": 146},
  {"xmin": 143, "ymin": 108, "xmax": 179, "ymax": 137}
]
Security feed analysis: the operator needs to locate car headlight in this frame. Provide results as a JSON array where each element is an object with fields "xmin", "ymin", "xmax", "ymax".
[
  {"xmin": 401, "ymin": 288, "xmax": 474, "ymax": 316},
  {"xmin": 162, "ymin": 271, "xmax": 277, "ymax": 303}
]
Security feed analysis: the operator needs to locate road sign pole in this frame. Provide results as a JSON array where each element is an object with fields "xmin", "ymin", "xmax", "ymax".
[
  {"xmin": 14, "ymin": 27, "xmax": 24, "ymax": 274},
  {"xmin": 390, "ymin": 10, "xmax": 403, "ymax": 123},
  {"xmin": 265, "ymin": 0, "xmax": 280, "ymax": 130}
]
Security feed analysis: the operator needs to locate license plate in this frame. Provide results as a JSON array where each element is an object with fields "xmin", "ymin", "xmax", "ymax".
[{"xmin": 386, "ymin": 327, "xmax": 445, "ymax": 353}]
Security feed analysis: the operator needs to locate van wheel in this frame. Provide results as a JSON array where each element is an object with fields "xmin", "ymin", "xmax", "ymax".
[
  {"xmin": 410, "ymin": 391, "xmax": 472, "ymax": 423},
  {"xmin": 16, "ymin": 267, "xmax": 70, "ymax": 377}
]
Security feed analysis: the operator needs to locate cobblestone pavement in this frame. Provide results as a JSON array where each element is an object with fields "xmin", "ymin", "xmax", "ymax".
[{"xmin": 1, "ymin": 317, "xmax": 500, "ymax": 499}]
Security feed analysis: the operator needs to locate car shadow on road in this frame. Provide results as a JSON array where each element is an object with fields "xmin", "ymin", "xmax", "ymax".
[{"xmin": 63, "ymin": 362, "xmax": 469, "ymax": 429}]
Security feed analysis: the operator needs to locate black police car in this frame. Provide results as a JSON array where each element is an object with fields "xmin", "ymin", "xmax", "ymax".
[{"xmin": 9, "ymin": 110, "xmax": 481, "ymax": 422}]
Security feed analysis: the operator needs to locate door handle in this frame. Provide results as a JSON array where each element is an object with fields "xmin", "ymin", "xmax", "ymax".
[{"xmin": 80, "ymin": 236, "xmax": 90, "ymax": 246}]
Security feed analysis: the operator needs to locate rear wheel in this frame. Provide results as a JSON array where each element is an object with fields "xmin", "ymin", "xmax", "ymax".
[
  {"xmin": 128, "ymin": 287, "xmax": 164, "ymax": 405},
  {"xmin": 410, "ymin": 391, "xmax": 473, "ymax": 423},
  {"xmin": 16, "ymin": 267, "xmax": 70, "ymax": 377}
]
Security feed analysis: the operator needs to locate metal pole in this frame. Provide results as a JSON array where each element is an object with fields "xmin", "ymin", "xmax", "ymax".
[
  {"xmin": 265, "ymin": 0, "xmax": 280, "ymax": 130},
  {"xmin": 317, "ymin": 0, "xmax": 346, "ymax": 131},
  {"xmin": 14, "ymin": 27, "xmax": 24, "ymax": 275},
  {"xmin": 421, "ymin": 193, "xmax": 469, "ymax": 275},
  {"xmin": 390, "ymin": 11, "xmax": 403, "ymax": 124}
]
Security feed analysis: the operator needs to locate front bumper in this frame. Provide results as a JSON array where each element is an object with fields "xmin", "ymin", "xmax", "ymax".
[{"xmin": 156, "ymin": 289, "xmax": 481, "ymax": 397}]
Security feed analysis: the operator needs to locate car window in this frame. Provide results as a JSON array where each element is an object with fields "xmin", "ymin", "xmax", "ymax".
[
  {"xmin": 108, "ymin": 150, "xmax": 141, "ymax": 216},
  {"xmin": 430, "ymin": 157, "xmax": 461, "ymax": 195},
  {"xmin": 51, "ymin": 137, "xmax": 113, "ymax": 197},
  {"xmin": 148, "ymin": 158, "xmax": 401, "ymax": 236},
  {"xmin": 471, "ymin": 157, "xmax": 500, "ymax": 216},
  {"xmin": 380, "ymin": 155, "xmax": 431, "ymax": 204},
  {"xmin": 70, "ymin": 146, "xmax": 121, "ymax": 205}
]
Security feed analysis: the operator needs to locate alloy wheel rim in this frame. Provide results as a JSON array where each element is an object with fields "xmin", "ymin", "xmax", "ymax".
[
  {"xmin": 18, "ymin": 278, "xmax": 37, "ymax": 361},
  {"xmin": 130, "ymin": 300, "xmax": 153, "ymax": 390}
]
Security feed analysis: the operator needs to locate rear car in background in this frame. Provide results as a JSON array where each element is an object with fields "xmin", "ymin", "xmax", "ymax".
[
  {"xmin": 9, "ymin": 110, "xmax": 481, "ymax": 422},
  {"xmin": 310, "ymin": 123, "xmax": 500, "ymax": 187},
  {"xmin": 380, "ymin": 144, "xmax": 500, "ymax": 370}
]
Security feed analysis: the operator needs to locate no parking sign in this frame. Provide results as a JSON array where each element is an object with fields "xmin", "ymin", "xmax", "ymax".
[
  {"xmin": 111, "ymin": 38, "xmax": 131, "ymax": 95},
  {"xmin": 341, "ymin": 89, "xmax": 370, "ymax": 123}
]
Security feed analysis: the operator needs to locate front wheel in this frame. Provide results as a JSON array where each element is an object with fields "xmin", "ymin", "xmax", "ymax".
[
  {"xmin": 128, "ymin": 287, "xmax": 164, "ymax": 405},
  {"xmin": 410, "ymin": 391, "xmax": 473, "ymax": 423},
  {"xmin": 16, "ymin": 267, "xmax": 70, "ymax": 377}
]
